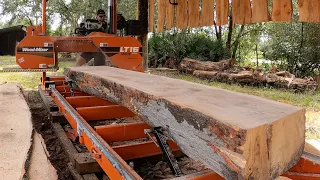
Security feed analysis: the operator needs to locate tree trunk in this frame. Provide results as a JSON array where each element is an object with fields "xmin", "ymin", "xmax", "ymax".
[
  {"xmin": 213, "ymin": 20, "xmax": 222, "ymax": 41},
  {"xmin": 225, "ymin": 15, "xmax": 233, "ymax": 57},
  {"xmin": 256, "ymin": 44, "xmax": 259, "ymax": 67},
  {"xmin": 232, "ymin": 25, "xmax": 245, "ymax": 58},
  {"xmin": 65, "ymin": 66, "xmax": 306, "ymax": 180}
]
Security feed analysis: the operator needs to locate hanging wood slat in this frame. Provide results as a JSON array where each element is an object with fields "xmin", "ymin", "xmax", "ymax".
[
  {"xmin": 272, "ymin": 0, "xmax": 293, "ymax": 22},
  {"xmin": 188, "ymin": 0, "xmax": 200, "ymax": 27},
  {"xmin": 165, "ymin": 0, "xmax": 175, "ymax": 29},
  {"xmin": 251, "ymin": 0, "xmax": 270, "ymax": 23},
  {"xmin": 299, "ymin": 0, "xmax": 320, "ymax": 22},
  {"xmin": 200, "ymin": 0, "xmax": 214, "ymax": 27},
  {"xmin": 149, "ymin": 0, "xmax": 155, "ymax": 32},
  {"xmin": 176, "ymin": 0, "xmax": 188, "ymax": 29},
  {"xmin": 157, "ymin": 0, "xmax": 166, "ymax": 32},
  {"xmin": 232, "ymin": 0, "xmax": 251, "ymax": 24},
  {"xmin": 216, "ymin": 0, "xmax": 229, "ymax": 26}
]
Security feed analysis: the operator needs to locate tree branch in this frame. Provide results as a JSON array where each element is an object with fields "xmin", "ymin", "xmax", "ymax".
[{"xmin": 230, "ymin": 29, "xmax": 263, "ymax": 47}]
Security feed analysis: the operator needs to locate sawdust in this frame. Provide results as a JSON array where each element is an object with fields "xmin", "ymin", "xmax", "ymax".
[
  {"xmin": 87, "ymin": 116, "xmax": 142, "ymax": 127},
  {"xmin": 25, "ymin": 90, "xmax": 73, "ymax": 180},
  {"xmin": 135, "ymin": 156, "xmax": 207, "ymax": 179}
]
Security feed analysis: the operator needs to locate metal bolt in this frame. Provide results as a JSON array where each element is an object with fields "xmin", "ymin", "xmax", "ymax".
[{"xmin": 129, "ymin": 161, "xmax": 134, "ymax": 169}]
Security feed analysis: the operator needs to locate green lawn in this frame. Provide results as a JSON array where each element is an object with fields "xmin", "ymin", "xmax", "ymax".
[
  {"xmin": 0, "ymin": 56, "xmax": 73, "ymax": 90},
  {"xmin": 151, "ymin": 71, "xmax": 320, "ymax": 111},
  {"xmin": 1, "ymin": 56, "xmax": 319, "ymax": 139}
]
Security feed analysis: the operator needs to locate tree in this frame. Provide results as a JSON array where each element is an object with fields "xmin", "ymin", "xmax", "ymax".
[{"xmin": 0, "ymin": 0, "xmax": 137, "ymax": 35}]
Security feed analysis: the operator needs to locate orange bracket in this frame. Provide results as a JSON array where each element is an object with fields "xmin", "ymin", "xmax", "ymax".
[
  {"xmin": 76, "ymin": 105, "xmax": 135, "ymax": 121},
  {"xmin": 95, "ymin": 122, "xmax": 151, "ymax": 142},
  {"xmin": 113, "ymin": 140, "xmax": 180, "ymax": 161},
  {"xmin": 283, "ymin": 153, "xmax": 320, "ymax": 180},
  {"xmin": 66, "ymin": 96, "xmax": 116, "ymax": 108}
]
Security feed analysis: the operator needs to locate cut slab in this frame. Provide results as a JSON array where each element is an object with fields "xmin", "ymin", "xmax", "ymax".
[
  {"xmin": 0, "ymin": 84, "xmax": 33, "ymax": 180},
  {"xmin": 65, "ymin": 66, "xmax": 306, "ymax": 180},
  {"xmin": 28, "ymin": 132, "xmax": 58, "ymax": 180}
]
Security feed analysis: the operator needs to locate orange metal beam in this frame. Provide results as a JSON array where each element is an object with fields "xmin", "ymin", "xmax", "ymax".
[
  {"xmin": 282, "ymin": 172, "xmax": 320, "ymax": 180},
  {"xmin": 48, "ymin": 76, "xmax": 65, "ymax": 81},
  {"xmin": 170, "ymin": 170, "xmax": 223, "ymax": 180},
  {"xmin": 42, "ymin": 0, "xmax": 46, "ymax": 34},
  {"xmin": 51, "ymin": 95, "xmax": 77, "ymax": 130},
  {"xmin": 95, "ymin": 122, "xmax": 151, "ymax": 142},
  {"xmin": 288, "ymin": 155, "xmax": 320, "ymax": 174},
  {"xmin": 113, "ymin": 140, "xmax": 180, "ymax": 161},
  {"xmin": 82, "ymin": 127, "xmax": 142, "ymax": 179},
  {"xmin": 66, "ymin": 96, "xmax": 115, "ymax": 108},
  {"xmin": 51, "ymin": 80, "xmax": 64, "ymax": 86},
  {"xmin": 55, "ymin": 86, "xmax": 71, "ymax": 92},
  {"xmin": 76, "ymin": 105, "xmax": 135, "ymax": 121}
]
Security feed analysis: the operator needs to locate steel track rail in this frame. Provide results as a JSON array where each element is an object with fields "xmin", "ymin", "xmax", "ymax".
[{"xmin": 50, "ymin": 87, "xmax": 136, "ymax": 180}]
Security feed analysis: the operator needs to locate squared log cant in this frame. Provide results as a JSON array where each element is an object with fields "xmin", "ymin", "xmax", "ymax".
[{"xmin": 65, "ymin": 66, "xmax": 306, "ymax": 180}]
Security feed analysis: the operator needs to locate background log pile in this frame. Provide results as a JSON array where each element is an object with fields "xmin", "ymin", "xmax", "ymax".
[{"xmin": 178, "ymin": 58, "xmax": 318, "ymax": 92}]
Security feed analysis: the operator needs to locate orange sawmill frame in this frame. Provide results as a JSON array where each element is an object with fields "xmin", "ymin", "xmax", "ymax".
[
  {"xmin": 46, "ymin": 76, "xmax": 224, "ymax": 179},
  {"xmin": 43, "ymin": 76, "xmax": 320, "ymax": 180}
]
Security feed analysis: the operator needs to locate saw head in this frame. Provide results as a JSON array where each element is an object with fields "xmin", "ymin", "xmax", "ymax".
[{"xmin": 14, "ymin": 25, "xmax": 144, "ymax": 72}]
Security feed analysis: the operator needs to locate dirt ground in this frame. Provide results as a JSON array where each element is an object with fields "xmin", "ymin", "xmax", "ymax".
[{"xmin": 24, "ymin": 90, "xmax": 73, "ymax": 180}]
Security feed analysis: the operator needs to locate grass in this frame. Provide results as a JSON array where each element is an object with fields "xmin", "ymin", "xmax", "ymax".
[
  {"xmin": 151, "ymin": 71, "xmax": 320, "ymax": 110},
  {"xmin": 0, "ymin": 56, "xmax": 73, "ymax": 90},
  {"xmin": 1, "ymin": 56, "xmax": 319, "ymax": 139}
]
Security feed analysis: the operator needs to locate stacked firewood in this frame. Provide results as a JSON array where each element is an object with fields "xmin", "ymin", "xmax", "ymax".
[{"xmin": 179, "ymin": 58, "xmax": 318, "ymax": 92}]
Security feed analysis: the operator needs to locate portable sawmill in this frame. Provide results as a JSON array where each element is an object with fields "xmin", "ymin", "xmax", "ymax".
[{"xmin": 2, "ymin": 0, "xmax": 320, "ymax": 179}]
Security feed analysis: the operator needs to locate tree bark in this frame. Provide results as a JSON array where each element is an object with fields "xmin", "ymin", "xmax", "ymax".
[
  {"xmin": 65, "ymin": 66, "xmax": 306, "ymax": 180},
  {"xmin": 179, "ymin": 58, "xmax": 236, "ymax": 73}
]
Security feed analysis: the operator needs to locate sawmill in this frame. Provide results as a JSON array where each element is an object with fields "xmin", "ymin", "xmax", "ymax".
[{"xmin": 1, "ymin": 0, "xmax": 320, "ymax": 180}]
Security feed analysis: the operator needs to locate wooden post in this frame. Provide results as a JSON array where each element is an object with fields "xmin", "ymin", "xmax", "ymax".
[{"xmin": 137, "ymin": 0, "xmax": 149, "ymax": 71}]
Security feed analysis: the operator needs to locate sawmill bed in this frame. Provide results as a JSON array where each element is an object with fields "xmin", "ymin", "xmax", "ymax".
[{"xmin": 38, "ymin": 78, "xmax": 218, "ymax": 180}]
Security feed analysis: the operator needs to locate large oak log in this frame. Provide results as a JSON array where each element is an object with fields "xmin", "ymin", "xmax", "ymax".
[
  {"xmin": 191, "ymin": 68, "xmax": 317, "ymax": 92},
  {"xmin": 65, "ymin": 66, "xmax": 306, "ymax": 180},
  {"xmin": 179, "ymin": 58, "xmax": 235, "ymax": 73}
]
